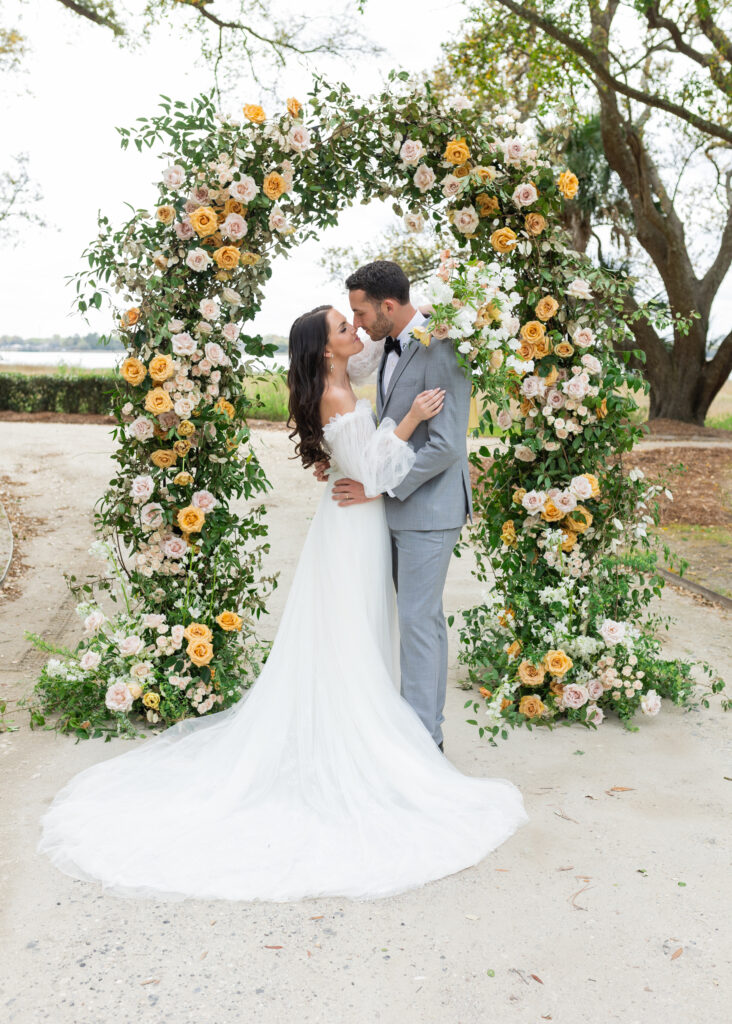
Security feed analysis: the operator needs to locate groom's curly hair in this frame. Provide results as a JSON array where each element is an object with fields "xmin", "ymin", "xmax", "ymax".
[
  {"xmin": 287, "ymin": 305, "xmax": 332, "ymax": 468},
  {"xmin": 345, "ymin": 261, "xmax": 410, "ymax": 304}
]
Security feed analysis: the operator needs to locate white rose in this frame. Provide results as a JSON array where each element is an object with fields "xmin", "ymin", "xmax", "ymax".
[
  {"xmin": 199, "ymin": 299, "xmax": 221, "ymax": 321},
  {"xmin": 127, "ymin": 417, "xmax": 154, "ymax": 442},
  {"xmin": 512, "ymin": 182, "xmax": 538, "ymax": 207},
  {"xmin": 204, "ymin": 342, "xmax": 227, "ymax": 366},
  {"xmin": 572, "ymin": 327, "xmax": 595, "ymax": 348},
  {"xmin": 118, "ymin": 635, "xmax": 144, "ymax": 658},
  {"xmin": 413, "ymin": 163, "xmax": 436, "ymax": 193},
  {"xmin": 186, "ymin": 248, "xmax": 213, "ymax": 272},
  {"xmin": 140, "ymin": 502, "xmax": 164, "ymax": 531},
  {"xmin": 581, "ymin": 354, "xmax": 602, "ymax": 375},
  {"xmin": 131, "ymin": 475, "xmax": 154, "ymax": 503},
  {"xmin": 222, "ymin": 322, "xmax": 240, "ymax": 342},
  {"xmin": 171, "ymin": 624, "xmax": 185, "ymax": 647},
  {"xmin": 83, "ymin": 610, "xmax": 105, "ymax": 634},
  {"xmin": 287, "ymin": 124, "xmax": 311, "ymax": 153},
  {"xmin": 399, "ymin": 139, "xmax": 425, "ymax": 166},
  {"xmin": 452, "ymin": 205, "xmax": 479, "ymax": 235},
  {"xmin": 174, "ymin": 397, "xmax": 195, "ymax": 418},
  {"xmin": 162, "ymin": 164, "xmax": 186, "ymax": 189},
  {"xmin": 599, "ymin": 618, "xmax": 626, "ymax": 646},
  {"xmin": 569, "ymin": 475, "xmax": 593, "ymax": 500},
  {"xmin": 441, "ymin": 174, "xmax": 462, "ymax": 198},
  {"xmin": 172, "ymin": 332, "xmax": 198, "ymax": 357},
  {"xmin": 640, "ymin": 689, "xmax": 661, "ymax": 716},
  {"xmin": 561, "ymin": 683, "xmax": 589, "ymax": 709},
  {"xmin": 521, "ymin": 490, "xmax": 547, "ymax": 514},
  {"xmin": 79, "ymin": 650, "xmax": 101, "ymax": 671},
  {"xmin": 567, "ymin": 278, "xmax": 593, "ymax": 300},
  {"xmin": 404, "ymin": 211, "xmax": 425, "ymax": 233},
  {"xmin": 514, "ymin": 445, "xmax": 537, "ymax": 462},
  {"xmin": 105, "ymin": 682, "xmax": 134, "ymax": 713},
  {"xmin": 168, "ymin": 319, "xmax": 185, "ymax": 333},
  {"xmin": 192, "ymin": 489, "xmax": 217, "ymax": 512},
  {"xmin": 228, "ymin": 176, "xmax": 258, "ymax": 203}
]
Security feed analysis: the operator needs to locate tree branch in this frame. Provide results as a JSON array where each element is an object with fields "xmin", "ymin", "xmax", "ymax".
[
  {"xmin": 54, "ymin": 0, "xmax": 124, "ymax": 36},
  {"xmin": 490, "ymin": 0, "xmax": 732, "ymax": 143}
]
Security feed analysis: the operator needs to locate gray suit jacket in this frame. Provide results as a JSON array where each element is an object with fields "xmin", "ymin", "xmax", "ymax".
[{"xmin": 377, "ymin": 327, "xmax": 473, "ymax": 531}]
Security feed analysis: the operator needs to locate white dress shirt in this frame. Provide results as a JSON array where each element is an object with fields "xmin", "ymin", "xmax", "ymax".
[{"xmin": 382, "ymin": 309, "xmax": 428, "ymax": 395}]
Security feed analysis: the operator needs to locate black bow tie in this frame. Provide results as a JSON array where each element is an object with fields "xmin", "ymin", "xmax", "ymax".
[{"xmin": 384, "ymin": 335, "xmax": 402, "ymax": 357}]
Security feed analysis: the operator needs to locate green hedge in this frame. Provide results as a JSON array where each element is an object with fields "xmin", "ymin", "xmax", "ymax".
[{"xmin": 0, "ymin": 373, "xmax": 116, "ymax": 414}]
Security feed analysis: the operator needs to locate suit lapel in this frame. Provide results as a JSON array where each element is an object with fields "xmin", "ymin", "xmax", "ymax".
[
  {"xmin": 376, "ymin": 347, "xmax": 388, "ymax": 417},
  {"xmin": 382, "ymin": 340, "xmax": 420, "ymax": 416}
]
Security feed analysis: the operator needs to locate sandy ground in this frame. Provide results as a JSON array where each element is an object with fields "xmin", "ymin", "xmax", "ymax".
[{"xmin": 0, "ymin": 422, "xmax": 731, "ymax": 1024}]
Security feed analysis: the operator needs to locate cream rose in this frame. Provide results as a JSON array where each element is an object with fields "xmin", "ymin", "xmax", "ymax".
[
  {"xmin": 413, "ymin": 164, "xmax": 436, "ymax": 193},
  {"xmin": 452, "ymin": 205, "xmax": 479, "ymax": 235},
  {"xmin": 105, "ymin": 682, "xmax": 134, "ymax": 713}
]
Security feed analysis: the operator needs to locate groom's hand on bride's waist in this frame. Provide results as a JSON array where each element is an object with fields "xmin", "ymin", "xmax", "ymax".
[{"xmin": 332, "ymin": 479, "xmax": 376, "ymax": 506}]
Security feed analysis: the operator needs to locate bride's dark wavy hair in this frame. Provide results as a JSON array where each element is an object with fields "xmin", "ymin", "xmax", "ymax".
[{"xmin": 287, "ymin": 304, "xmax": 332, "ymax": 468}]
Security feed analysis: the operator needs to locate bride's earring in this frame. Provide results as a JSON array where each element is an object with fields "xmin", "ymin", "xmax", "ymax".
[{"xmin": 327, "ymin": 354, "xmax": 334, "ymax": 374}]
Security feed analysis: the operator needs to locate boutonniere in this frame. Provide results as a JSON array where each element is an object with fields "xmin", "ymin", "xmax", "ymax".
[{"xmin": 411, "ymin": 327, "xmax": 432, "ymax": 347}]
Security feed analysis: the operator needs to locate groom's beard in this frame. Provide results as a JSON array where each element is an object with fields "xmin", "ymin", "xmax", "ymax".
[{"xmin": 369, "ymin": 311, "xmax": 393, "ymax": 340}]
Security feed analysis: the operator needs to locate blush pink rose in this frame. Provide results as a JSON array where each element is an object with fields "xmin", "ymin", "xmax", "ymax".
[
  {"xmin": 399, "ymin": 139, "xmax": 426, "ymax": 166},
  {"xmin": 192, "ymin": 490, "xmax": 217, "ymax": 512},
  {"xmin": 163, "ymin": 535, "xmax": 188, "ymax": 560},
  {"xmin": 118, "ymin": 635, "xmax": 144, "ymax": 658},
  {"xmin": 587, "ymin": 679, "xmax": 604, "ymax": 701},
  {"xmin": 174, "ymin": 220, "xmax": 195, "ymax": 241},
  {"xmin": 80, "ymin": 650, "xmax": 101, "ymax": 671},
  {"xmin": 512, "ymin": 182, "xmax": 538, "ymax": 207},
  {"xmin": 640, "ymin": 690, "xmax": 661, "ymax": 716},
  {"xmin": 203, "ymin": 342, "xmax": 227, "ymax": 366},
  {"xmin": 170, "ymin": 624, "xmax": 185, "ymax": 647},
  {"xmin": 413, "ymin": 164, "xmax": 436, "ymax": 193},
  {"xmin": 128, "ymin": 417, "xmax": 154, "ymax": 442},
  {"xmin": 287, "ymin": 125, "xmax": 311, "ymax": 153},
  {"xmin": 228, "ymin": 176, "xmax": 258, "ymax": 203},
  {"xmin": 186, "ymin": 248, "xmax": 212, "ymax": 272},
  {"xmin": 140, "ymin": 502, "xmax": 164, "ymax": 530},
  {"xmin": 84, "ymin": 610, "xmax": 105, "ymax": 634},
  {"xmin": 105, "ymin": 682, "xmax": 134, "ymax": 713},
  {"xmin": 162, "ymin": 164, "xmax": 186, "ymax": 189},
  {"xmin": 572, "ymin": 327, "xmax": 595, "ymax": 348},
  {"xmin": 221, "ymin": 213, "xmax": 247, "ymax": 241},
  {"xmin": 561, "ymin": 684, "xmax": 589, "ymax": 709},
  {"xmin": 452, "ymin": 205, "xmax": 479, "ymax": 234},
  {"xmin": 172, "ymin": 332, "xmax": 197, "ymax": 356},
  {"xmin": 131, "ymin": 475, "xmax": 154, "ymax": 503}
]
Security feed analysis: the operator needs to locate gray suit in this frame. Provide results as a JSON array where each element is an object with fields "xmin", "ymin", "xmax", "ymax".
[{"xmin": 377, "ymin": 322, "xmax": 472, "ymax": 746}]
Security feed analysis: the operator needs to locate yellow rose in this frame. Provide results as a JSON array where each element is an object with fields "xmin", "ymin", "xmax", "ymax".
[
  {"xmin": 520, "ymin": 321, "xmax": 546, "ymax": 344},
  {"xmin": 479, "ymin": 686, "xmax": 492, "ymax": 698},
  {"xmin": 472, "ymin": 165, "xmax": 496, "ymax": 183},
  {"xmin": 549, "ymin": 679, "xmax": 565, "ymax": 697},
  {"xmin": 560, "ymin": 528, "xmax": 577, "ymax": 552},
  {"xmin": 489, "ymin": 350, "xmax": 504, "ymax": 369},
  {"xmin": 475, "ymin": 193, "xmax": 499, "ymax": 218},
  {"xmin": 583, "ymin": 473, "xmax": 601, "ymax": 498},
  {"xmin": 532, "ymin": 333, "xmax": 553, "ymax": 358},
  {"xmin": 243, "ymin": 103, "xmax": 266, "ymax": 124},
  {"xmin": 187, "ymin": 639, "xmax": 214, "ymax": 667},
  {"xmin": 144, "ymin": 387, "xmax": 174, "ymax": 415},
  {"xmin": 490, "ymin": 227, "xmax": 517, "ymax": 254},
  {"xmin": 286, "ymin": 96, "xmax": 302, "ymax": 118},
  {"xmin": 189, "ymin": 206, "xmax": 219, "ymax": 237},
  {"xmin": 517, "ymin": 660, "xmax": 545, "ymax": 687},
  {"xmin": 142, "ymin": 691, "xmax": 160, "ymax": 710},
  {"xmin": 120, "ymin": 357, "xmax": 147, "ymax": 386},
  {"xmin": 524, "ymin": 212, "xmax": 547, "ymax": 236},
  {"xmin": 519, "ymin": 694, "xmax": 546, "ymax": 718},
  {"xmin": 178, "ymin": 420, "xmax": 195, "ymax": 437},
  {"xmin": 542, "ymin": 366, "xmax": 559, "ymax": 387},
  {"xmin": 597, "ymin": 397, "xmax": 608, "ymax": 419},
  {"xmin": 216, "ymin": 611, "xmax": 243, "ymax": 632},
  {"xmin": 184, "ymin": 622, "xmax": 213, "ymax": 642},
  {"xmin": 156, "ymin": 205, "xmax": 176, "ymax": 226},
  {"xmin": 454, "ymin": 162, "xmax": 472, "ymax": 179},
  {"xmin": 535, "ymin": 296, "xmax": 559, "ymax": 321},
  {"xmin": 554, "ymin": 341, "xmax": 575, "ymax": 358},
  {"xmin": 506, "ymin": 639, "xmax": 522, "ymax": 658},
  {"xmin": 173, "ymin": 439, "xmax": 191, "ymax": 458},
  {"xmin": 174, "ymin": 471, "xmax": 194, "ymax": 486},
  {"xmin": 516, "ymin": 339, "xmax": 534, "ymax": 360},
  {"xmin": 224, "ymin": 198, "xmax": 247, "ymax": 216},
  {"xmin": 501, "ymin": 520, "xmax": 518, "ymax": 548},
  {"xmin": 150, "ymin": 449, "xmax": 177, "ymax": 469},
  {"xmin": 541, "ymin": 499, "xmax": 564, "ymax": 522},
  {"xmin": 215, "ymin": 398, "xmax": 235, "ymax": 419},
  {"xmin": 444, "ymin": 137, "xmax": 471, "ymax": 164},
  {"xmin": 177, "ymin": 505, "xmax": 205, "ymax": 533},
  {"xmin": 128, "ymin": 683, "xmax": 142, "ymax": 699},
  {"xmin": 120, "ymin": 307, "xmax": 141, "ymax": 329},
  {"xmin": 512, "ymin": 488, "xmax": 527, "ymax": 505},
  {"xmin": 239, "ymin": 251, "xmax": 261, "ymax": 266},
  {"xmin": 148, "ymin": 354, "xmax": 174, "ymax": 382},
  {"xmin": 262, "ymin": 172, "xmax": 286, "ymax": 200},
  {"xmin": 475, "ymin": 301, "xmax": 502, "ymax": 327},
  {"xmin": 213, "ymin": 245, "xmax": 240, "ymax": 270},
  {"xmin": 412, "ymin": 327, "xmax": 432, "ymax": 347},
  {"xmin": 543, "ymin": 649, "xmax": 573, "ymax": 677},
  {"xmin": 565, "ymin": 505, "xmax": 593, "ymax": 533},
  {"xmin": 557, "ymin": 170, "xmax": 579, "ymax": 200}
]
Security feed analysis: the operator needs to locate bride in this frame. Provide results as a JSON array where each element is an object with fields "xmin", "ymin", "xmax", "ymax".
[{"xmin": 37, "ymin": 304, "xmax": 528, "ymax": 902}]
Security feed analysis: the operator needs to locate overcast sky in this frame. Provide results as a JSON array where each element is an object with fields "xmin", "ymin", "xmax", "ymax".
[
  {"xmin": 1, "ymin": 0, "xmax": 729, "ymax": 345},
  {"xmin": 0, "ymin": 0, "xmax": 468, "ymax": 341}
]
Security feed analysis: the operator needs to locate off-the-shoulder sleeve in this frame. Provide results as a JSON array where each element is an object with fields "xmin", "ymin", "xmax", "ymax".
[
  {"xmin": 346, "ymin": 335, "xmax": 385, "ymax": 385},
  {"xmin": 322, "ymin": 405, "xmax": 416, "ymax": 497}
]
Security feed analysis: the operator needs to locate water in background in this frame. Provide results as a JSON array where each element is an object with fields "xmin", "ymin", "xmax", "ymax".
[{"xmin": 0, "ymin": 350, "xmax": 288, "ymax": 371}]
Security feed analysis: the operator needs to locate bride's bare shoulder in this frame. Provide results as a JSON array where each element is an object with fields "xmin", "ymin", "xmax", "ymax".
[{"xmin": 320, "ymin": 386, "xmax": 356, "ymax": 426}]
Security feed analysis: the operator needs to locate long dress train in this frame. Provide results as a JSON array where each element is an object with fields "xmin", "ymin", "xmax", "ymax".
[{"xmin": 37, "ymin": 399, "xmax": 528, "ymax": 901}]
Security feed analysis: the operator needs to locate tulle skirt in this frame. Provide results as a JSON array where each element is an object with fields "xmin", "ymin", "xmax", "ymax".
[{"xmin": 37, "ymin": 479, "xmax": 528, "ymax": 901}]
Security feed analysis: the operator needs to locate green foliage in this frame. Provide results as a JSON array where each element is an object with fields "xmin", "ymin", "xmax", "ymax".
[{"xmin": 0, "ymin": 372, "xmax": 114, "ymax": 414}]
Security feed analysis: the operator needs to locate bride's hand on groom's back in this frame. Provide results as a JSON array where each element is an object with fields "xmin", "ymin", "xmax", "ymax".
[{"xmin": 313, "ymin": 459, "xmax": 330, "ymax": 482}]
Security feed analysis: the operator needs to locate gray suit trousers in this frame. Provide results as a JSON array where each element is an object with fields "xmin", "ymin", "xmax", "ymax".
[{"xmin": 391, "ymin": 526, "xmax": 462, "ymax": 746}]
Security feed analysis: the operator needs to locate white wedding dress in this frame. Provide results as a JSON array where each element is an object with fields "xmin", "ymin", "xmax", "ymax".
[{"xmin": 37, "ymin": 397, "xmax": 528, "ymax": 902}]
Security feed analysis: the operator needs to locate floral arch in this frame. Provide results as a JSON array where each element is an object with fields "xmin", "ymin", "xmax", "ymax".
[{"xmin": 29, "ymin": 76, "xmax": 715, "ymax": 741}]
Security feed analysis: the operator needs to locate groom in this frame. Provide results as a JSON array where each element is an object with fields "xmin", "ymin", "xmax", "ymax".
[{"xmin": 332, "ymin": 260, "xmax": 473, "ymax": 751}]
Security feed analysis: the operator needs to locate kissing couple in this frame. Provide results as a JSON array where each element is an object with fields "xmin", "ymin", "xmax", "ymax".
[{"xmin": 38, "ymin": 260, "xmax": 527, "ymax": 902}]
